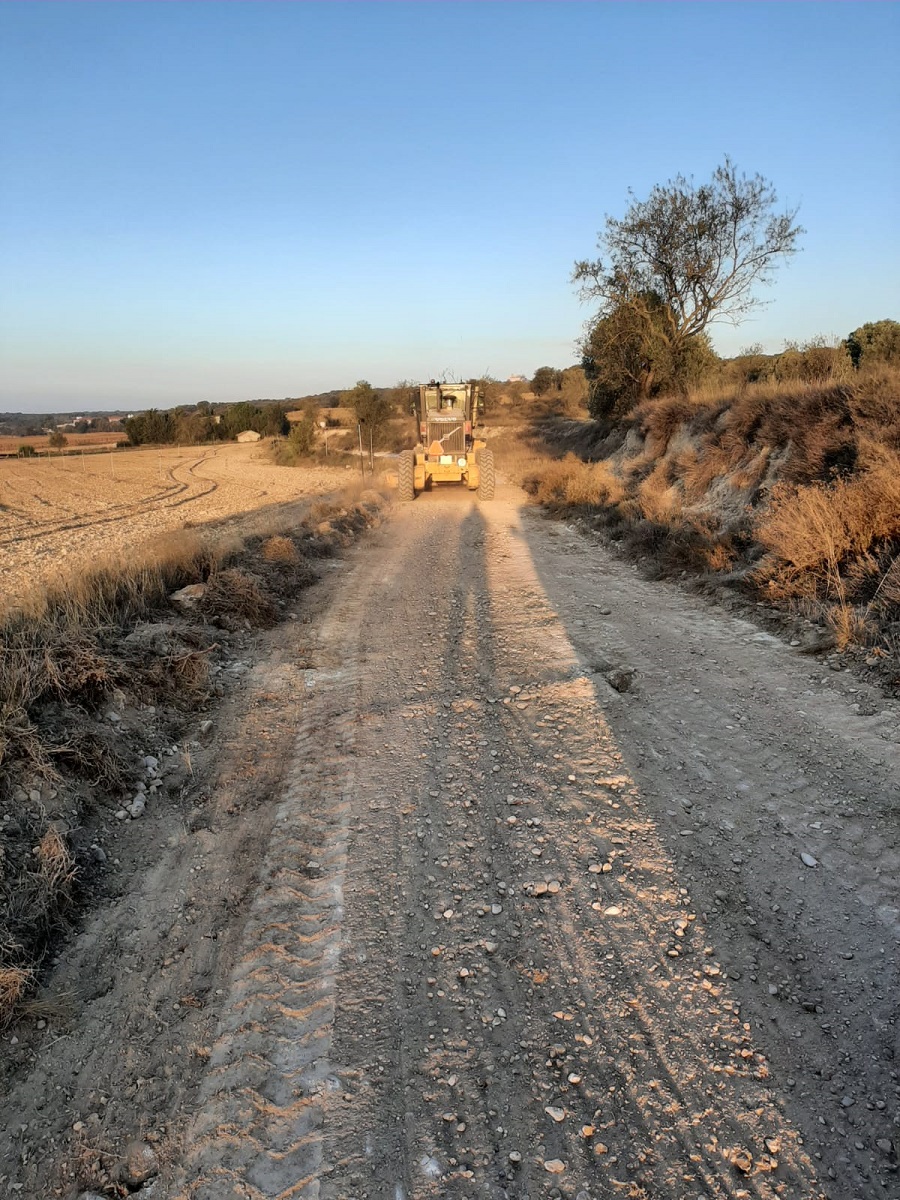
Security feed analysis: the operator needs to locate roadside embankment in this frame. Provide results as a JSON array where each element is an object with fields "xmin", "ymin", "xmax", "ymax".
[{"xmin": 503, "ymin": 370, "xmax": 900, "ymax": 683}]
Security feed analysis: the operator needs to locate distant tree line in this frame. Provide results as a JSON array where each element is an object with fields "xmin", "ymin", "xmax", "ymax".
[
  {"xmin": 124, "ymin": 401, "xmax": 289, "ymax": 446},
  {"xmin": 531, "ymin": 318, "xmax": 899, "ymax": 423}
]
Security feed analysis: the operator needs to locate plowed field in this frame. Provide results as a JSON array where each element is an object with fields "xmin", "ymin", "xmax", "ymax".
[{"xmin": 0, "ymin": 442, "xmax": 350, "ymax": 611}]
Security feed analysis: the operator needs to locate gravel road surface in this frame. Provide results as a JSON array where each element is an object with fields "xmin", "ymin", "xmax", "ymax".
[
  {"xmin": 2, "ymin": 481, "xmax": 897, "ymax": 1199},
  {"xmin": 172, "ymin": 483, "xmax": 899, "ymax": 1199}
]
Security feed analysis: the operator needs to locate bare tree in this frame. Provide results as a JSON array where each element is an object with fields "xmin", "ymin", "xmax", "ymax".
[{"xmin": 574, "ymin": 158, "xmax": 804, "ymax": 366}]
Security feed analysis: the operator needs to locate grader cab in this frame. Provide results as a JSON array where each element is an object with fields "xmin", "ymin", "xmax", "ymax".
[{"xmin": 397, "ymin": 380, "xmax": 495, "ymax": 501}]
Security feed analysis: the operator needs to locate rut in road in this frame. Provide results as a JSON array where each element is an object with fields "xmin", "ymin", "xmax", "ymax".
[{"xmin": 171, "ymin": 490, "xmax": 824, "ymax": 1200}]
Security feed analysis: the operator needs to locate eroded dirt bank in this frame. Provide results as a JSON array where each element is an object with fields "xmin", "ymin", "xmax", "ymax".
[{"xmin": 2, "ymin": 483, "xmax": 898, "ymax": 1199}]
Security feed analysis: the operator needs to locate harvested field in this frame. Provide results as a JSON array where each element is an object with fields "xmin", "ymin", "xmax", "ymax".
[
  {"xmin": 0, "ymin": 442, "xmax": 353, "ymax": 613},
  {"xmin": 0, "ymin": 431, "xmax": 123, "ymax": 456}
]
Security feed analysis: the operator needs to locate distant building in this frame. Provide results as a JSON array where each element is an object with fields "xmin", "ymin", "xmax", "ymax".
[
  {"xmin": 236, "ymin": 429, "xmax": 261, "ymax": 443},
  {"xmin": 507, "ymin": 374, "xmax": 528, "ymax": 383}
]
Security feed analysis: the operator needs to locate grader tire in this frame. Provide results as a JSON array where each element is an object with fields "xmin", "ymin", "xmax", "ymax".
[
  {"xmin": 398, "ymin": 450, "xmax": 415, "ymax": 501},
  {"xmin": 477, "ymin": 449, "xmax": 495, "ymax": 501}
]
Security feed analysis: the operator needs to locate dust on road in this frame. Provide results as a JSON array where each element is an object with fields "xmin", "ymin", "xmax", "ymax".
[{"xmin": 3, "ymin": 482, "xmax": 898, "ymax": 1199}]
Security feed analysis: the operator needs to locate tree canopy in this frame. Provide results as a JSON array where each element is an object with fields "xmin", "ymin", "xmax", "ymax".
[
  {"xmin": 575, "ymin": 158, "xmax": 803, "ymax": 358},
  {"xmin": 845, "ymin": 319, "xmax": 900, "ymax": 370},
  {"xmin": 581, "ymin": 300, "xmax": 718, "ymax": 419},
  {"xmin": 344, "ymin": 380, "xmax": 392, "ymax": 430},
  {"xmin": 532, "ymin": 367, "xmax": 563, "ymax": 396},
  {"xmin": 574, "ymin": 158, "xmax": 803, "ymax": 417}
]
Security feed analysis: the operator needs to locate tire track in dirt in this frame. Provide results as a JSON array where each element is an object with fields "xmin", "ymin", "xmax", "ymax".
[
  {"xmin": 169, "ymin": 572, "xmax": 368, "ymax": 1199},
  {"xmin": 0, "ymin": 451, "xmax": 218, "ymax": 547}
]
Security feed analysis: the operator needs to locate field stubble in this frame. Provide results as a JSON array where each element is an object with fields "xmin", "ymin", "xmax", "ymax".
[{"xmin": 0, "ymin": 441, "xmax": 353, "ymax": 616}]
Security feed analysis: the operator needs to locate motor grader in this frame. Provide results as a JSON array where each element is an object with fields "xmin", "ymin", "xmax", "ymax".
[{"xmin": 397, "ymin": 380, "xmax": 494, "ymax": 501}]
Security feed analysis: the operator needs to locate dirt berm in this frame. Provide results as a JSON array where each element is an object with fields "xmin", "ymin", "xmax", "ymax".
[{"xmin": 1, "ymin": 481, "xmax": 898, "ymax": 1200}]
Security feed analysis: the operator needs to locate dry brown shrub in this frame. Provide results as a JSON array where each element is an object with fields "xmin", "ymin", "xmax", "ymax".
[
  {"xmin": 637, "ymin": 462, "xmax": 682, "ymax": 522},
  {"xmin": 262, "ymin": 535, "xmax": 299, "ymax": 564},
  {"xmin": 527, "ymin": 455, "xmax": 627, "ymax": 509},
  {"xmin": 56, "ymin": 728, "xmax": 130, "ymax": 791},
  {"xmin": 35, "ymin": 825, "xmax": 76, "ymax": 890},
  {"xmin": 0, "ymin": 965, "xmax": 33, "ymax": 1024},
  {"xmin": 308, "ymin": 499, "xmax": 337, "ymax": 524},
  {"xmin": 165, "ymin": 646, "xmax": 212, "ymax": 695},
  {"xmin": 41, "ymin": 634, "xmax": 116, "ymax": 702},
  {"xmin": 849, "ymin": 366, "xmax": 900, "ymax": 446},
  {"xmin": 756, "ymin": 451, "xmax": 900, "ymax": 598},
  {"xmin": 704, "ymin": 543, "xmax": 735, "ymax": 572},
  {"xmin": 827, "ymin": 604, "xmax": 876, "ymax": 651},
  {"xmin": 200, "ymin": 568, "xmax": 277, "ymax": 627},
  {"xmin": 564, "ymin": 461, "xmax": 626, "ymax": 506},
  {"xmin": 525, "ymin": 455, "xmax": 582, "ymax": 504}
]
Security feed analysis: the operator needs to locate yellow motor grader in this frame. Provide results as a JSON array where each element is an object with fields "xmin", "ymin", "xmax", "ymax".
[{"xmin": 397, "ymin": 380, "xmax": 494, "ymax": 501}]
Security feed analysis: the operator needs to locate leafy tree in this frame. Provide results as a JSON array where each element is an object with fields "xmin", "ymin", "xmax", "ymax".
[
  {"xmin": 287, "ymin": 404, "xmax": 319, "ymax": 456},
  {"xmin": 173, "ymin": 409, "xmax": 218, "ymax": 444},
  {"xmin": 581, "ymin": 295, "xmax": 718, "ymax": 418},
  {"xmin": 772, "ymin": 336, "xmax": 850, "ymax": 384},
  {"xmin": 574, "ymin": 158, "xmax": 803, "ymax": 405},
  {"xmin": 48, "ymin": 430, "xmax": 68, "ymax": 449},
  {"xmin": 391, "ymin": 379, "xmax": 419, "ymax": 417},
  {"xmin": 124, "ymin": 409, "xmax": 173, "ymax": 445},
  {"xmin": 532, "ymin": 367, "xmax": 562, "ymax": 396},
  {"xmin": 344, "ymin": 380, "xmax": 391, "ymax": 431},
  {"xmin": 258, "ymin": 402, "xmax": 290, "ymax": 438},
  {"xmin": 221, "ymin": 401, "xmax": 257, "ymax": 439},
  {"xmin": 845, "ymin": 319, "xmax": 900, "ymax": 370}
]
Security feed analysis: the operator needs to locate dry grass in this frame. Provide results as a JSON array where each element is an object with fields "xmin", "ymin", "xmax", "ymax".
[
  {"xmin": 35, "ymin": 825, "xmax": 76, "ymax": 891},
  {"xmin": 0, "ymin": 967, "xmax": 33, "ymax": 1026},
  {"xmin": 637, "ymin": 461, "xmax": 682, "ymax": 522},
  {"xmin": 0, "ymin": 485, "xmax": 386, "ymax": 1028},
  {"xmin": 827, "ymin": 604, "xmax": 877, "ymax": 651},
  {"xmin": 262, "ymin": 534, "xmax": 299, "ymax": 564},
  {"xmin": 526, "ymin": 366, "xmax": 900, "ymax": 651},
  {"xmin": 525, "ymin": 454, "xmax": 626, "ymax": 508},
  {"xmin": 755, "ymin": 450, "xmax": 900, "ymax": 600}
]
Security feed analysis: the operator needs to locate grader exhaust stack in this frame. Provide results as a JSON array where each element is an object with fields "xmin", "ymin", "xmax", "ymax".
[{"xmin": 397, "ymin": 380, "xmax": 494, "ymax": 501}]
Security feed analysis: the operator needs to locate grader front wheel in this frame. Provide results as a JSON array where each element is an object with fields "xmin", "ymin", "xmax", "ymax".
[
  {"xmin": 398, "ymin": 450, "xmax": 415, "ymax": 501},
  {"xmin": 477, "ymin": 449, "xmax": 495, "ymax": 501}
]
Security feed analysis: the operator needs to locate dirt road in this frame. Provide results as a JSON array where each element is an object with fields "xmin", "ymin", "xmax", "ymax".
[{"xmin": 3, "ymin": 482, "xmax": 898, "ymax": 1198}]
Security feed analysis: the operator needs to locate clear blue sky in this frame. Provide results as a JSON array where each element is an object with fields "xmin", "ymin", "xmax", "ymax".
[{"xmin": 1, "ymin": 1, "xmax": 898, "ymax": 412}]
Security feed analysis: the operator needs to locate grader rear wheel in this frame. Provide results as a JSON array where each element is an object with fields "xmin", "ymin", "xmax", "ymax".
[
  {"xmin": 398, "ymin": 450, "xmax": 415, "ymax": 501},
  {"xmin": 477, "ymin": 448, "xmax": 495, "ymax": 500}
]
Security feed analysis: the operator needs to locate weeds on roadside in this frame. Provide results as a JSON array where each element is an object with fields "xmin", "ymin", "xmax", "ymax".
[
  {"xmin": 521, "ymin": 367, "xmax": 900, "ymax": 653},
  {"xmin": 0, "ymin": 487, "xmax": 386, "ymax": 1029}
]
